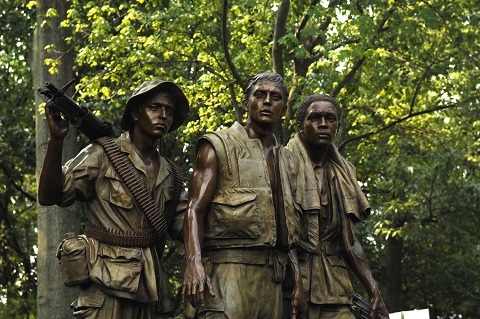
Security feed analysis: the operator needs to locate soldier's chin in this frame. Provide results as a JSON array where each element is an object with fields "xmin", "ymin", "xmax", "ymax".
[
  {"xmin": 313, "ymin": 138, "xmax": 331, "ymax": 146},
  {"xmin": 151, "ymin": 129, "xmax": 168, "ymax": 138},
  {"xmin": 257, "ymin": 116, "xmax": 279, "ymax": 124}
]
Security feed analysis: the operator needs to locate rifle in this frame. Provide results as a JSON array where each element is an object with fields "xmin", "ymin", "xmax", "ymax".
[
  {"xmin": 37, "ymin": 79, "xmax": 119, "ymax": 140},
  {"xmin": 351, "ymin": 294, "xmax": 389, "ymax": 319}
]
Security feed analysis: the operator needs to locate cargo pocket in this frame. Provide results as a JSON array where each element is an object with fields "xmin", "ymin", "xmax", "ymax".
[
  {"xmin": 210, "ymin": 193, "xmax": 260, "ymax": 239},
  {"xmin": 197, "ymin": 259, "xmax": 225, "ymax": 316},
  {"xmin": 71, "ymin": 287, "xmax": 105, "ymax": 319},
  {"xmin": 326, "ymin": 254, "xmax": 354, "ymax": 297},
  {"xmin": 89, "ymin": 245, "xmax": 143, "ymax": 293}
]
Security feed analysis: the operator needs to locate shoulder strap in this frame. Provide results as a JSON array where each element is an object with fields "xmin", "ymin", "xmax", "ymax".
[
  {"xmin": 95, "ymin": 136, "xmax": 182, "ymax": 249},
  {"xmin": 201, "ymin": 132, "xmax": 233, "ymax": 176}
]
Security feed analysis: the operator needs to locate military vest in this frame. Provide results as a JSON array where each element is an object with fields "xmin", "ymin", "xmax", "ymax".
[{"xmin": 200, "ymin": 122, "xmax": 300, "ymax": 250}]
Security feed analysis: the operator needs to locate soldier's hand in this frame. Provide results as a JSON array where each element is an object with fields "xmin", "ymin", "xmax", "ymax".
[
  {"xmin": 45, "ymin": 101, "xmax": 69, "ymax": 140},
  {"xmin": 370, "ymin": 293, "xmax": 390, "ymax": 319},
  {"xmin": 291, "ymin": 287, "xmax": 309, "ymax": 319},
  {"xmin": 181, "ymin": 257, "xmax": 214, "ymax": 309}
]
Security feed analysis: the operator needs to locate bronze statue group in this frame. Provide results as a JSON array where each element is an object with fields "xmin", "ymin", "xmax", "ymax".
[{"xmin": 38, "ymin": 72, "xmax": 390, "ymax": 319}]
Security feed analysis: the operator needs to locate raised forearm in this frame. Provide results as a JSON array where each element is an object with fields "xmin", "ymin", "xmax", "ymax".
[{"xmin": 37, "ymin": 137, "xmax": 65, "ymax": 206}]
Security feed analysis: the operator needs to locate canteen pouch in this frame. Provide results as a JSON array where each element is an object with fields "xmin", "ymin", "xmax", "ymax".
[{"xmin": 56, "ymin": 232, "xmax": 91, "ymax": 287}]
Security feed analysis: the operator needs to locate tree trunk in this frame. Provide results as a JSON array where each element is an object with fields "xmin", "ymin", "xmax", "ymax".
[
  {"xmin": 385, "ymin": 234, "xmax": 404, "ymax": 312},
  {"xmin": 32, "ymin": 1, "xmax": 81, "ymax": 318},
  {"xmin": 272, "ymin": 0, "xmax": 290, "ymax": 79},
  {"xmin": 282, "ymin": 60, "xmax": 309, "ymax": 144}
]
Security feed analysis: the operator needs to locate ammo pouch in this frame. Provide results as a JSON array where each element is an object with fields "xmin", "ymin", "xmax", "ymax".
[
  {"xmin": 272, "ymin": 251, "xmax": 288, "ymax": 282},
  {"xmin": 56, "ymin": 232, "xmax": 91, "ymax": 287}
]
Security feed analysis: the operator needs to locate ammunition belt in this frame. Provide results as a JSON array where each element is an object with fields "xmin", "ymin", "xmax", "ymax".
[{"xmin": 85, "ymin": 223, "xmax": 157, "ymax": 247}]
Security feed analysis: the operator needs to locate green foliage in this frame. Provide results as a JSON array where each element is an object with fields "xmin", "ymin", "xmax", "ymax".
[
  {"xmin": 0, "ymin": 0, "xmax": 37, "ymax": 318},
  {"xmin": 351, "ymin": 100, "xmax": 479, "ymax": 315}
]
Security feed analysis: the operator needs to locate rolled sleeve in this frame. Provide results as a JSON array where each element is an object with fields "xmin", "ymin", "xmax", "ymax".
[{"xmin": 60, "ymin": 144, "xmax": 102, "ymax": 206}]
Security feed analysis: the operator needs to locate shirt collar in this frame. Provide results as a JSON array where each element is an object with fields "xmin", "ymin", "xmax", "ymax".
[{"xmin": 118, "ymin": 132, "xmax": 169, "ymax": 186}]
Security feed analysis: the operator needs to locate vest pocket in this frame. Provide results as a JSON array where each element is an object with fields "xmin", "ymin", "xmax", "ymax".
[{"xmin": 209, "ymin": 193, "xmax": 260, "ymax": 239}]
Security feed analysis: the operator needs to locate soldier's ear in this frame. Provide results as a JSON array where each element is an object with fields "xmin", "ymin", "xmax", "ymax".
[
  {"xmin": 130, "ymin": 108, "xmax": 139, "ymax": 122},
  {"xmin": 297, "ymin": 121, "xmax": 303, "ymax": 132}
]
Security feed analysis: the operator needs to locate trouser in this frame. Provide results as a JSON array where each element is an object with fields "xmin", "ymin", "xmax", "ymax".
[
  {"xmin": 283, "ymin": 301, "xmax": 355, "ymax": 319},
  {"xmin": 310, "ymin": 303, "xmax": 355, "ymax": 319},
  {"xmin": 197, "ymin": 260, "xmax": 284, "ymax": 319},
  {"xmin": 70, "ymin": 284, "xmax": 170, "ymax": 319}
]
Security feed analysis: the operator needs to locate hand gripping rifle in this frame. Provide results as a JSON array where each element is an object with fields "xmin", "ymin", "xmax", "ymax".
[
  {"xmin": 351, "ymin": 294, "xmax": 389, "ymax": 319},
  {"xmin": 37, "ymin": 79, "xmax": 119, "ymax": 140}
]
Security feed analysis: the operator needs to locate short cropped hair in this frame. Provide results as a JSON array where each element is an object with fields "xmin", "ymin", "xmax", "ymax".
[
  {"xmin": 243, "ymin": 72, "xmax": 289, "ymax": 102},
  {"xmin": 295, "ymin": 94, "xmax": 341, "ymax": 124}
]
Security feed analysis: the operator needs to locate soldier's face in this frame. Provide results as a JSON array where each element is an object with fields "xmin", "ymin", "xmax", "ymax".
[
  {"xmin": 244, "ymin": 80, "xmax": 286, "ymax": 126},
  {"xmin": 300, "ymin": 101, "xmax": 339, "ymax": 147},
  {"xmin": 132, "ymin": 92, "xmax": 175, "ymax": 138}
]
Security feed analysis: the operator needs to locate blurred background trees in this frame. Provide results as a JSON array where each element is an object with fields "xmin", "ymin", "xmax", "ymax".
[{"xmin": 0, "ymin": 0, "xmax": 478, "ymax": 318}]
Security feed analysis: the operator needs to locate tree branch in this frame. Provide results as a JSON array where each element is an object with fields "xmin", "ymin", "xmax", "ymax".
[
  {"xmin": 330, "ymin": 5, "xmax": 396, "ymax": 104},
  {"xmin": 422, "ymin": 0, "xmax": 480, "ymax": 69},
  {"xmin": 330, "ymin": 57, "xmax": 366, "ymax": 97},
  {"xmin": 409, "ymin": 54, "xmax": 438, "ymax": 115},
  {"xmin": 337, "ymin": 103, "xmax": 459, "ymax": 151},
  {"xmin": 221, "ymin": 0, "xmax": 244, "ymax": 89},
  {"xmin": 295, "ymin": 0, "xmax": 320, "ymax": 40}
]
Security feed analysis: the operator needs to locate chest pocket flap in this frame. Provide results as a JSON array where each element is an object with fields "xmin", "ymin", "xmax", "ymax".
[{"xmin": 101, "ymin": 166, "xmax": 134, "ymax": 209}]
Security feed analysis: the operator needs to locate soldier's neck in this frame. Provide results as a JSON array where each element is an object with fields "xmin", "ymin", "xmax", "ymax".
[
  {"xmin": 302, "ymin": 139, "xmax": 329, "ymax": 167},
  {"xmin": 244, "ymin": 121, "xmax": 276, "ymax": 150},
  {"xmin": 130, "ymin": 131, "xmax": 159, "ymax": 161}
]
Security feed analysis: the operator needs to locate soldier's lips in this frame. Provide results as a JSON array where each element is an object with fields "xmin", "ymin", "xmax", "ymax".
[{"xmin": 154, "ymin": 124, "xmax": 167, "ymax": 130}]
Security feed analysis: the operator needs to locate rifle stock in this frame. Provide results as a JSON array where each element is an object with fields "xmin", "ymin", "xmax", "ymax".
[
  {"xmin": 351, "ymin": 294, "xmax": 389, "ymax": 319},
  {"xmin": 37, "ymin": 80, "xmax": 119, "ymax": 140}
]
